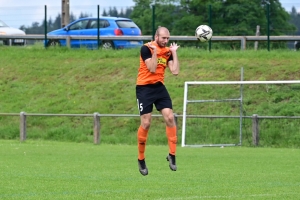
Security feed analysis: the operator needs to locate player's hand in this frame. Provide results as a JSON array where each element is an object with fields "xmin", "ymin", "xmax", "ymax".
[
  {"xmin": 169, "ymin": 42, "xmax": 180, "ymax": 51},
  {"xmin": 147, "ymin": 41, "xmax": 156, "ymax": 51}
]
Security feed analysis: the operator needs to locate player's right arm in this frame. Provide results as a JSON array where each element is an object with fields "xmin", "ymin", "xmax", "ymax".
[{"xmin": 141, "ymin": 42, "xmax": 157, "ymax": 73}]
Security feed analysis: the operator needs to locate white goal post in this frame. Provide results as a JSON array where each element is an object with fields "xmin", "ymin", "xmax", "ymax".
[{"xmin": 181, "ymin": 80, "xmax": 300, "ymax": 147}]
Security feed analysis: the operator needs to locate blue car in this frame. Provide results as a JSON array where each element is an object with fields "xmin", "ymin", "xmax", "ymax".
[{"xmin": 46, "ymin": 17, "xmax": 143, "ymax": 49}]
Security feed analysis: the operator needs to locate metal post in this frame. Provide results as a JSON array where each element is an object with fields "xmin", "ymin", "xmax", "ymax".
[
  {"xmin": 20, "ymin": 112, "xmax": 26, "ymax": 141},
  {"xmin": 254, "ymin": 25, "xmax": 260, "ymax": 50},
  {"xmin": 97, "ymin": 5, "xmax": 100, "ymax": 49},
  {"xmin": 208, "ymin": 5, "xmax": 212, "ymax": 52},
  {"xmin": 93, "ymin": 112, "xmax": 100, "ymax": 144},
  {"xmin": 152, "ymin": 4, "xmax": 155, "ymax": 40},
  {"xmin": 66, "ymin": 36, "xmax": 70, "ymax": 48},
  {"xmin": 252, "ymin": 114, "xmax": 259, "ymax": 146},
  {"xmin": 44, "ymin": 5, "xmax": 47, "ymax": 48},
  {"xmin": 239, "ymin": 67, "xmax": 244, "ymax": 146},
  {"xmin": 241, "ymin": 37, "xmax": 246, "ymax": 50},
  {"xmin": 267, "ymin": 3, "xmax": 270, "ymax": 51}
]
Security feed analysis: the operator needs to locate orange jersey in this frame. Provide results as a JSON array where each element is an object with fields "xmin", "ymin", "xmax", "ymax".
[{"xmin": 136, "ymin": 43, "xmax": 172, "ymax": 85}]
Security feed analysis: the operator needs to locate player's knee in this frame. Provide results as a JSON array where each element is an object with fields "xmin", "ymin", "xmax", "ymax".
[
  {"xmin": 165, "ymin": 115, "xmax": 175, "ymax": 127},
  {"xmin": 169, "ymin": 136, "xmax": 177, "ymax": 144},
  {"xmin": 138, "ymin": 136, "xmax": 147, "ymax": 144},
  {"xmin": 141, "ymin": 122, "xmax": 151, "ymax": 130}
]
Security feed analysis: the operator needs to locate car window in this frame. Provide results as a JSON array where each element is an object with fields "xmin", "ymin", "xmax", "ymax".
[
  {"xmin": 115, "ymin": 20, "xmax": 138, "ymax": 28},
  {"xmin": 100, "ymin": 20, "xmax": 110, "ymax": 28},
  {"xmin": 88, "ymin": 20, "xmax": 110, "ymax": 29},
  {"xmin": 69, "ymin": 20, "xmax": 89, "ymax": 30},
  {"xmin": 0, "ymin": 20, "xmax": 9, "ymax": 27},
  {"xmin": 89, "ymin": 20, "xmax": 97, "ymax": 29}
]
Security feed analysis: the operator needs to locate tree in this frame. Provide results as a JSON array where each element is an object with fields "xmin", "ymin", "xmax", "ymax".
[
  {"xmin": 130, "ymin": 0, "xmax": 153, "ymax": 34},
  {"xmin": 102, "ymin": 7, "xmax": 133, "ymax": 18},
  {"xmin": 172, "ymin": 0, "xmax": 210, "ymax": 36},
  {"xmin": 18, "ymin": 0, "xmax": 297, "ymax": 48},
  {"xmin": 264, "ymin": 0, "xmax": 296, "ymax": 35},
  {"xmin": 289, "ymin": 7, "xmax": 300, "ymax": 35},
  {"xmin": 102, "ymin": 9, "xmax": 108, "ymax": 16},
  {"xmin": 130, "ymin": 0, "xmax": 296, "ymax": 48},
  {"xmin": 178, "ymin": 0, "xmax": 295, "ymax": 36},
  {"xmin": 125, "ymin": 7, "xmax": 133, "ymax": 18},
  {"xmin": 78, "ymin": 12, "xmax": 92, "ymax": 19},
  {"xmin": 131, "ymin": 0, "xmax": 296, "ymax": 37},
  {"xmin": 108, "ymin": 7, "xmax": 119, "ymax": 17},
  {"xmin": 130, "ymin": 0, "xmax": 181, "ymax": 35},
  {"xmin": 119, "ymin": 8, "xmax": 126, "ymax": 17},
  {"xmin": 69, "ymin": 12, "xmax": 77, "ymax": 23},
  {"xmin": 53, "ymin": 14, "xmax": 62, "ymax": 29}
]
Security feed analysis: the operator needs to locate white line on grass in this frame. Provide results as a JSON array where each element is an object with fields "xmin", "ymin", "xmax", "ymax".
[{"xmin": 153, "ymin": 192, "xmax": 299, "ymax": 200}]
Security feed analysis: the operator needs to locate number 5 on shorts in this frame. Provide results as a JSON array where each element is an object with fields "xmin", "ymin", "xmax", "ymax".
[{"xmin": 137, "ymin": 99, "xmax": 143, "ymax": 112}]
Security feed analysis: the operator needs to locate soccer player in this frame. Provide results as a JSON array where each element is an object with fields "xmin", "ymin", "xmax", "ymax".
[{"xmin": 136, "ymin": 27, "xmax": 180, "ymax": 176}]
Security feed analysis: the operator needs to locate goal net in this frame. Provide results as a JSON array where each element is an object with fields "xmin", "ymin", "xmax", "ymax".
[{"xmin": 181, "ymin": 80, "xmax": 300, "ymax": 147}]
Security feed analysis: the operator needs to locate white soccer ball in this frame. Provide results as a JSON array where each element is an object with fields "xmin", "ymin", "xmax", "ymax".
[{"xmin": 195, "ymin": 25, "xmax": 213, "ymax": 42}]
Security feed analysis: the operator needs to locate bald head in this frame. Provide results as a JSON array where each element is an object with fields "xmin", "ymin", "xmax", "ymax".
[
  {"xmin": 155, "ymin": 27, "xmax": 170, "ymax": 37},
  {"xmin": 155, "ymin": 27, "xmax": 170, "ymax": 47}
]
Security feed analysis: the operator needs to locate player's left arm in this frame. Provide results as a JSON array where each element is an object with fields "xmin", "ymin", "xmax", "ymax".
[{"xmin": 168, "ymin": 42, "xmax": 180, "ymax": 76}]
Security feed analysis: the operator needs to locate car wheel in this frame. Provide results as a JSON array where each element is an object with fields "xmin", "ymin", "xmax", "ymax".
[
  {"xmin": 3, "ymin": 39, "xmax": 9, "ymax": 46},
  {"xmin": 47, "ymin": 40, "xmax": 61, "ymax": 47},
  {"xmin": 101, "ymin": 41, "xmax": 114, "ymax": 49}
]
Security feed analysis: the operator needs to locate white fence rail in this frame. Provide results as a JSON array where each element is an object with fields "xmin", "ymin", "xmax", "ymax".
[{"xmin": 1, "ymin": 35, "xmax": 300, "ymax": 50}]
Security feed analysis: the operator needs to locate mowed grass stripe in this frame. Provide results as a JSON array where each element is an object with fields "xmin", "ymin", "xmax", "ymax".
[{"xmin": 0, "ymin": 140, "xmax": 299, "ymax": 199}]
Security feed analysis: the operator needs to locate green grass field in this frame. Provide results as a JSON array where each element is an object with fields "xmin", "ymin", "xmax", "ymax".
[{"xmin": 1, "ymin": 140, "xmax": 299, "ymax": 199}]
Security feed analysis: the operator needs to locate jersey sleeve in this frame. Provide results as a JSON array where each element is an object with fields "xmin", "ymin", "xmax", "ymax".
[
  {"xmin": 168, "ymin": 53, "xmax": 173, "ymax": 62},
  {"xmin": 140, "ymin": 45, "xmax": 152, "ymax": 61}
]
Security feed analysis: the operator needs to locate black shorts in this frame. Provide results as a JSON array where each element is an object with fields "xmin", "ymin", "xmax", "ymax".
[{"xmin": 136, "ymin": 82, "xmax": 173, "ymax": 115}]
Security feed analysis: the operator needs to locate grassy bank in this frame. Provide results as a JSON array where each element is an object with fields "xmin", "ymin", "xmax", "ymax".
[{"xmin": 0, "ymin": 45, "xmax": 300, "ymax": 147}]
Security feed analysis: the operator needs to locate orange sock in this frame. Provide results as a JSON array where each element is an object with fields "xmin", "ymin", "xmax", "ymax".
[
  {"xmin": 166, "ymin": 126, "xmax": 177, "ymax": 155},
  {"xmin": 137, "ymin": 125, "xmax": 148, "ymax": 160}
]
